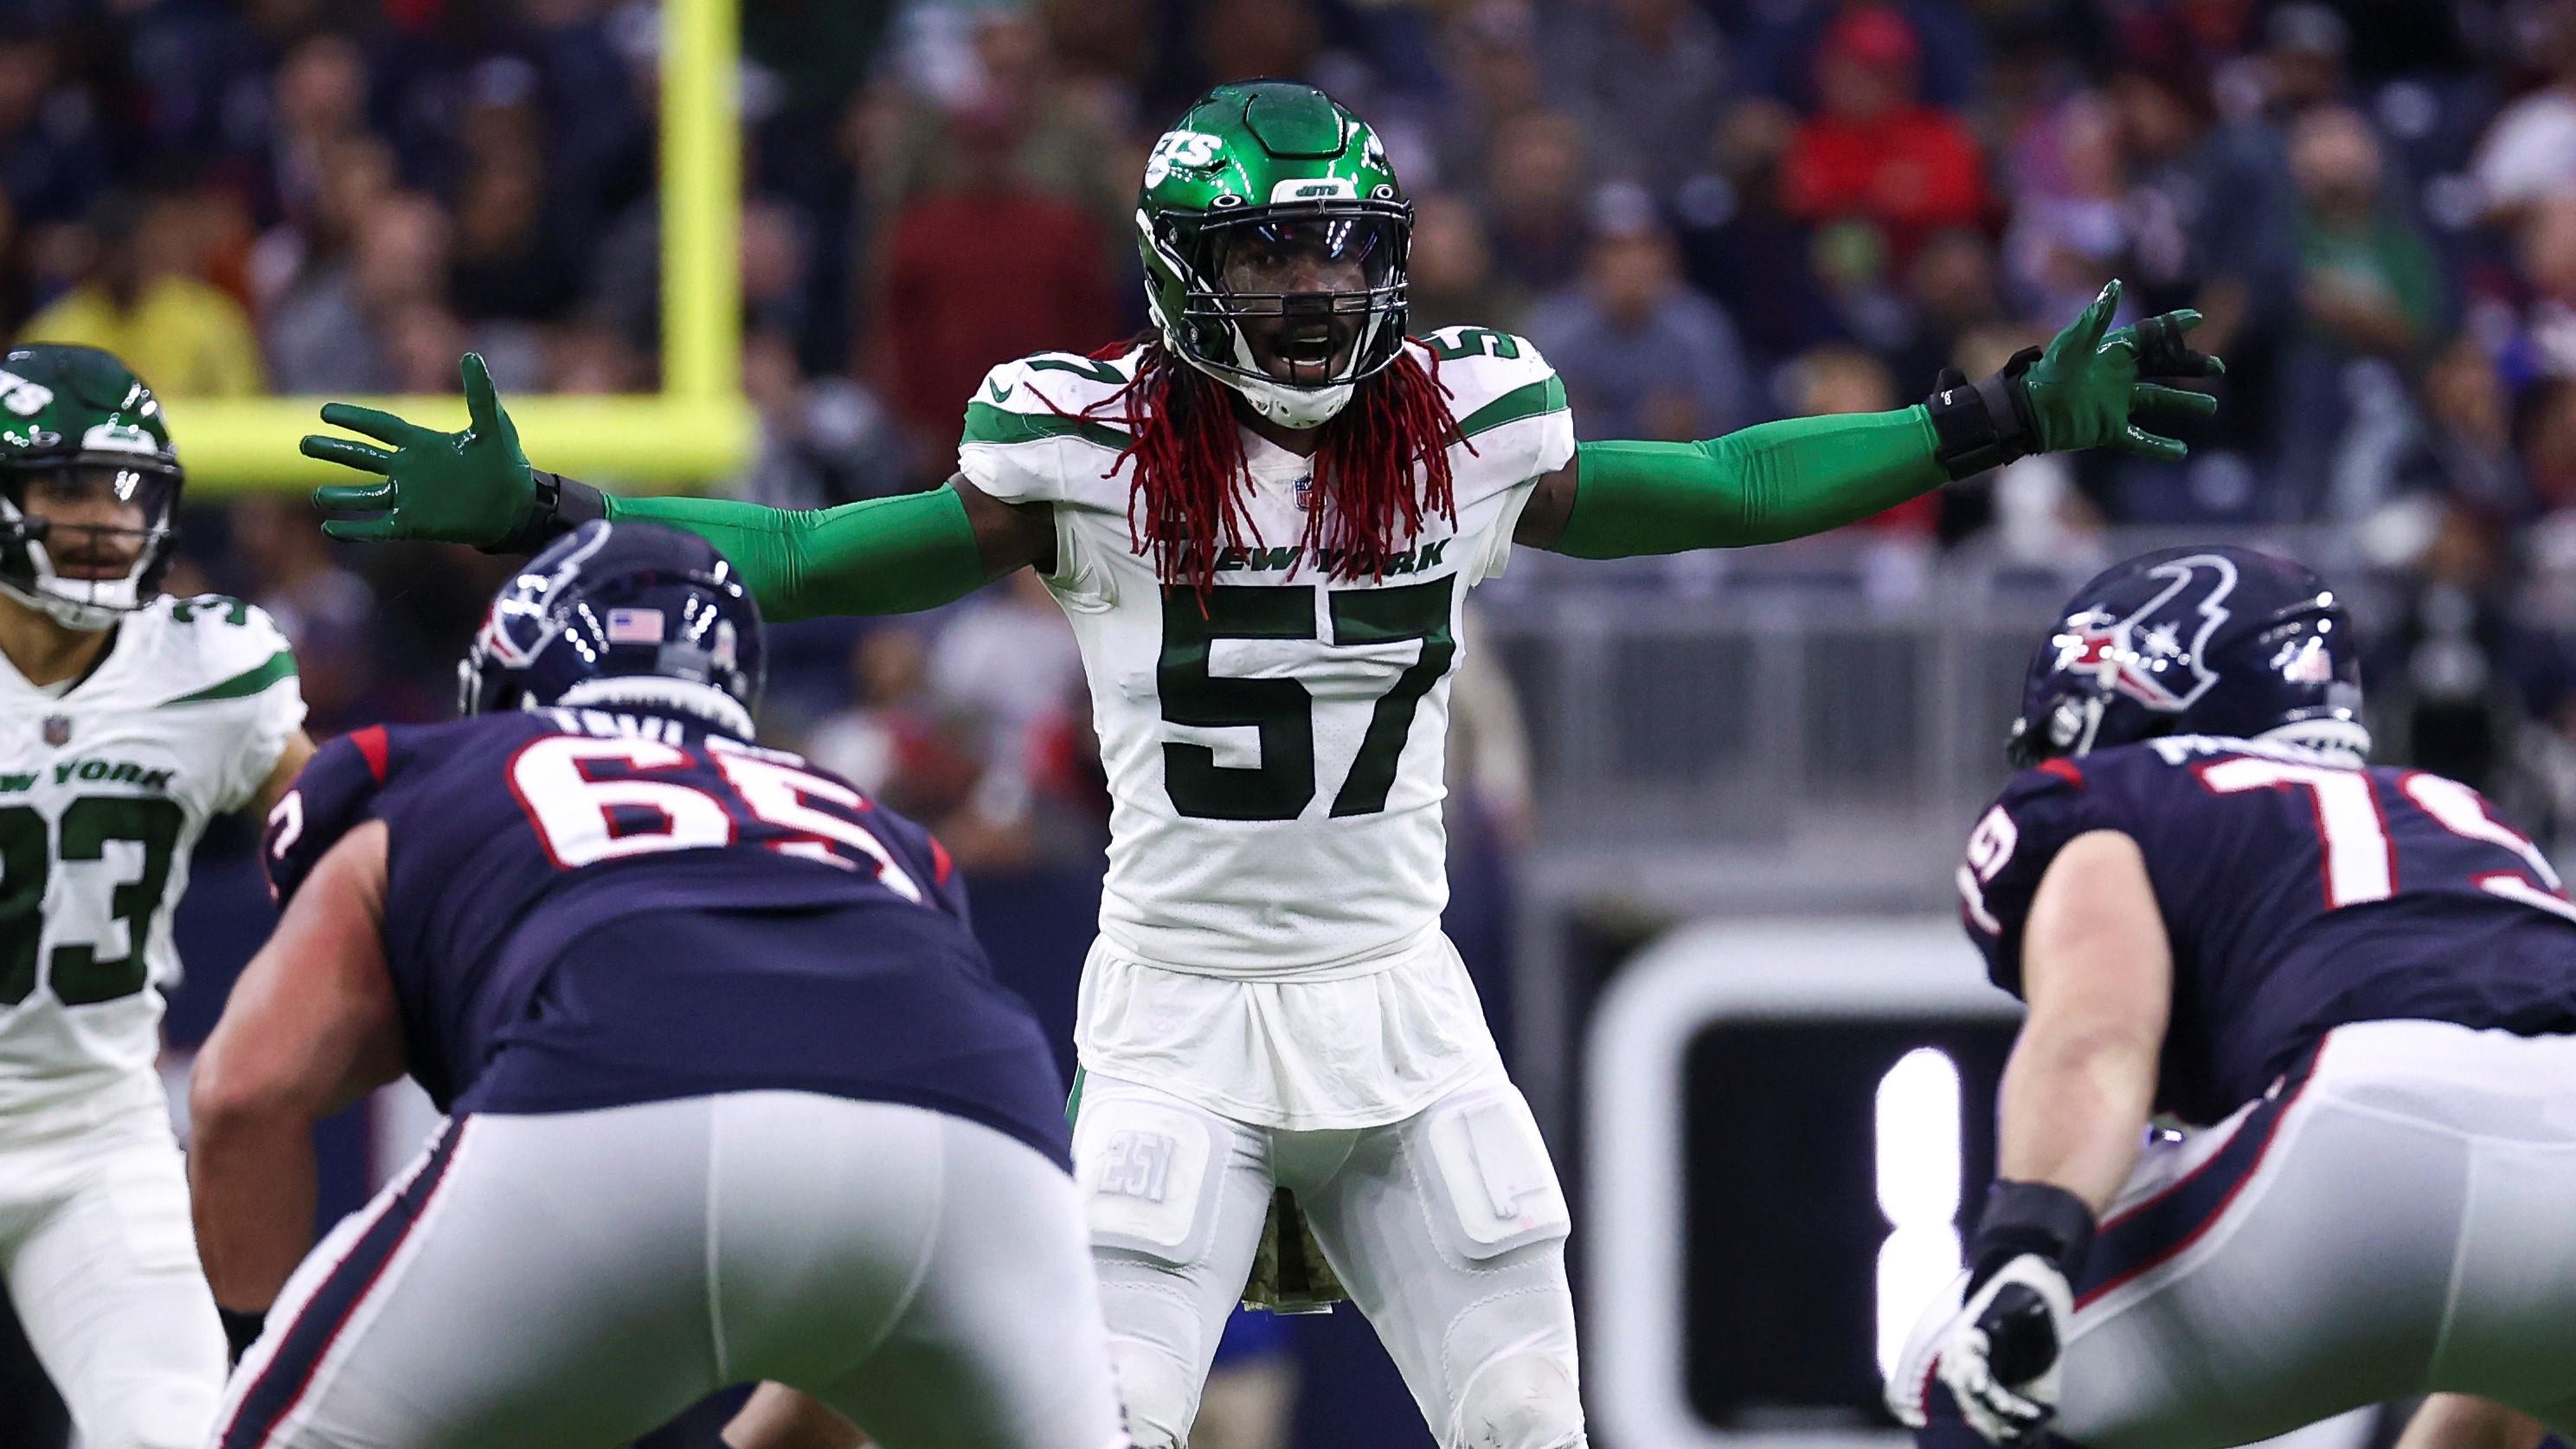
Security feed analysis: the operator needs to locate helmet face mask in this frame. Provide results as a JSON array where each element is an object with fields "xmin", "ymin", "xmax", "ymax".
[
  {"xmin": 0, "ymin": 345, "xmax": 183, "ymax": 632},
  {"xmin": 3, "ymin": 464, "xmax": 182, "ymax": 630},
  {"xmin": 1137, "ymin": 82, "xmax": 1412, "ymax": 430}
]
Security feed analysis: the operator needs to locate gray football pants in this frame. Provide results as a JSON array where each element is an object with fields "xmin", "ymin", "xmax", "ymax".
[
  {"xmin": 207, "ymin": 1092, "xmax": 1128, "ymax": 1449},
  {"xmin": 2051, "ymin": 1020, "xmax": 2576, "ymax": 1448},
  {"xmin": 1073, "ymin": 1069, "xmax": 1586, "ymax": 1449}
]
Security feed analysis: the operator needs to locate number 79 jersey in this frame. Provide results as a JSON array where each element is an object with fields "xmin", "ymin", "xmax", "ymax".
[
  {"xmin": 1957, "ymin": 735, "xmax": 2576, "ymax": 1125},
  {"xmin": 0, "ymin": 596, "xmax": 305, "ymax": 1117},
  {"xmin": 958, "ymin": 331, "xmax": 1574, "ymax": 973}
]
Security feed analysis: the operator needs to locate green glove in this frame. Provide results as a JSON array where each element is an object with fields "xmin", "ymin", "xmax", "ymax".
[
  {"xmin": 305, "ymin": 353, "xmax": 545, "ymax": 547},
  {"xmin": 1924, "ymin": 278, "xmax": 2224, "ymax": 476},
  {"xmin": 2024, "ymin": 278, "xmax": 2224, "ymax": 459}
]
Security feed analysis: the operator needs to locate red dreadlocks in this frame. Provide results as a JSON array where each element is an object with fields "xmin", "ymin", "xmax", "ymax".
[{"xmin": 1072, "ymin": 337, "xmax": 1466, "ymax": 596}]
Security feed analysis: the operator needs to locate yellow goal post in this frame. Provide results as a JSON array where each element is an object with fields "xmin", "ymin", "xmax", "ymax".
[{"xmin": 182, "ymin": 0, "xmax": 750, "ymax": 496}]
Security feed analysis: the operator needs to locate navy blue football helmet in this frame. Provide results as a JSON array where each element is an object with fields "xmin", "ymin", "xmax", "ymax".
[
  {"xmin": 459, "ymin": 519, "xmax": 764, "ymax": 737},
  {"xmin": 2007, "ymin": 544, "xmax": 2367, "ymax": 767}
]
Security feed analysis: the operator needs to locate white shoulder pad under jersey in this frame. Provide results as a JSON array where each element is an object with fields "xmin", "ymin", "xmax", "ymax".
[
  {"xmin": 955, "ymin": 346, "xmax": 1147, "ymax": 512},
  {"xmin": 0, "ymin": 596, "xmax": 305, "ymax": 1113},
  {"xmin": 949, "ymin": 332, "xmax": 1573, "ymax": 975}
]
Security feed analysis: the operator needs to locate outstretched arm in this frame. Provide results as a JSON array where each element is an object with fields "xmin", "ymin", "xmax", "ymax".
[
  {"xmin": 1515, "ymin": 280, "xmax": 2223, "ymax": 557},
  {"xmin": 601, "ymin": 478, "xmax": 1048, "ymax": 621},
  {"xmin": 1515, "ymin": 407, "xmax": 1946, "ymax": 554},
  {"xmin": 302, "ymin": 356, "xmax": 1051, "ymax": 621}
]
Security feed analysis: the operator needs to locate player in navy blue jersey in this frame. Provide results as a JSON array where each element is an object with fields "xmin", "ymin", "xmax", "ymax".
[
  {"xmin": 183, "ymin": 521, "xmax": 1128, "ymax": 1449},
  {"xmin": 1887, "ymin": 545, "xmax": 2576, "ymax": 1449}
]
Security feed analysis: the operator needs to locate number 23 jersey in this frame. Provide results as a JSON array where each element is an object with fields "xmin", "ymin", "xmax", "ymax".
[
  {"xmin": 959, "ymin": 331, "xmax": 1573, "ymax": 974},
  {"xmin": 0, "ymin": 596, "xmax": 304, "ymax": 1118},
  {"xmin": 1959, "ymin": 736, "xmax": 2576, "ymax": 1125}
]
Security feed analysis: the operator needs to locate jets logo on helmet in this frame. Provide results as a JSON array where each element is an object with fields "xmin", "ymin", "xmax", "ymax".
[
  {"xmin": 1143, "ymin": 130, "xmax": 1224, "ymax": 188},
  {"xmin": 0, "ymin": 369, "xmax": 55, "ymax": 416},
  {"xmin": 2009, "ymin": 544, "xmax": 2367, "ymax": 768}
]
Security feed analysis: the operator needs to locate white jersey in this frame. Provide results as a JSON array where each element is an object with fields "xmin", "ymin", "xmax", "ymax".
[
  {"xmin": 0, "ymin": 595, "xmax": 305, "ymax": 1123},
  {"xmin": 959, "ymin": 330, "xmax": 1573, "ymax": 979}
]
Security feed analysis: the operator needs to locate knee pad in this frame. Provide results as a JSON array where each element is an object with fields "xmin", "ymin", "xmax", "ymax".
[
  {"xmin": 1451, "ymin": 1351, "xmax": 1584, "ymax": 1449},
  {"xmin": 1108, "ymin": 1332, "xmax": 1201, "ymax": 1449}
]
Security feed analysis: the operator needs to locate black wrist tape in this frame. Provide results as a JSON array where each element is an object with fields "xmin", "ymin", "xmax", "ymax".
[
  {"xmin": 485, "ymin": 471, "xmax": 607, "ymax": 555},
  {"xmin": 219, "ymin": 1305, "xmax": 267, "ymax": 1362},
  {"xmin": 1926, "ymin": 345, "xmax": 2042, "ymax": 480},
  {"xmin": 1969, "ymin": 1178, "xmax": 2097, "ymax": 1289}
]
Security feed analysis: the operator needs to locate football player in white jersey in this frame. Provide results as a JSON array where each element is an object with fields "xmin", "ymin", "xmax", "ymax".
[
  {"xmin": 298, "ymin": 82, "xmax": 2222, "ymax": 1449},
  {"xmin": 0, "ymin": 344, "xmax": 312, "ymax": 1447}
]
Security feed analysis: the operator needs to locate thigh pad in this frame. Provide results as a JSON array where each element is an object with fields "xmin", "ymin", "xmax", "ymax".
[
  {"xmin": 1414, "ymin": 1087, "xmax": 1571, "ymax": 1262},
  {"xmin": 1073, "ymin": 1091, "xmax": 1236, "ymax": 1270}
]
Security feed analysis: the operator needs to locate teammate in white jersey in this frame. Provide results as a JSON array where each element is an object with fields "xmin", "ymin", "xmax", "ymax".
[
  {"xmin": 299, "ymin": 81, "xmax": 2223, "ymax": 1449},
  {"xmin": 0, "ymin": 344, "xmax": 312, "ymax": 1447}
]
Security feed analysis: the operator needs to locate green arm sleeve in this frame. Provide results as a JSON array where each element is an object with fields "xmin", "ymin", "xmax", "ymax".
[
  {"xmin": 1554, "ymin": 405, "xmax": 1949, "ymax": 559},
  {"xmin": 602, "ymin": 486, "xmax": 989, "ymax": 621}
]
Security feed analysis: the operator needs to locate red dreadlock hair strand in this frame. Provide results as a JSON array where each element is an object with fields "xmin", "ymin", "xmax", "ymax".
[{"xmin": 1069, "ymin": 336, "xmax": 1468, "ymax": 596}]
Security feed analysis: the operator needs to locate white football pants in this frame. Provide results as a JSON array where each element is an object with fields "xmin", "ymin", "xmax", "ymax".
[
  {"xmin": 1074, "ymin": 1069, "xmax": 1586, "ymax": 1449},
  {"xmin": 2039, "ymin": 1021, "xmax": 2576, "ymax": 1447},
  {"xmin": 209, "ymin": 1092, "xmax": 1128, "ymax": 1449},
  {"xmin": 0, "ymin": 1085, "xmax": 225, "ymax": 1449}
]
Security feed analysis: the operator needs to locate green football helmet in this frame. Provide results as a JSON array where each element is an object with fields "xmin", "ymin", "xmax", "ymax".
[
  {"xmin": 0, "ymin": 344, "xmax": 183, "ymax": 631},
  {"xmin": 1136, "ymin": 80, "xmax": 1410, "ymax": 429}
]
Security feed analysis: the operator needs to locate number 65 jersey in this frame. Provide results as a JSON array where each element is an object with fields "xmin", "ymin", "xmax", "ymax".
[
  {"xmin": 959, "ymin": 331, "xmax": 1572, "ymax": 974},
  {"xmin": 267, "ymin": 710, "xmax": 1068, "ymax": 1164},
  {"xmin": 0, "ymin": 596, "xmax": 304, "ymax": 1121},
  {"xmin": 1958, "ymin": 735, "xmax": 2576, "ymax": 1126}
]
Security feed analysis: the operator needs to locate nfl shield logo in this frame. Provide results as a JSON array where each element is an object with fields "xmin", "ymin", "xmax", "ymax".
[
  {"xmin": 42, "ymin": 714, "xmax": 71, "ymax": 746},
  {"xmin": 1293, "ymin": 474, "xmax": 1314, "ymax": 512}
]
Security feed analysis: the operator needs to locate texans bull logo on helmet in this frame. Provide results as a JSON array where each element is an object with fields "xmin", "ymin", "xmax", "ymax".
[
  {"xmin": 2053, "ymin": 552, "xmax": 2238, "ymax": 714},
  {"xmin": 458, "ymin": 519, "xmax": 764, "ymax": 739},
  {"xmin": 2009, "ymin": 544, "xmax": 2367, "ymax": 768}
]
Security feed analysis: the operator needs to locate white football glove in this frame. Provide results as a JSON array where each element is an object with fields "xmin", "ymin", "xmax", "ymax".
[{"xmin": 1901, "ymin": 1253, "xmax": 2074, "ymax": 1446}]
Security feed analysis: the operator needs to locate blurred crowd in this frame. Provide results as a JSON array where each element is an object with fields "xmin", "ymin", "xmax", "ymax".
[{"xmin": 15, "ymin": 0, "xmax": 2576, "ymax": 840}]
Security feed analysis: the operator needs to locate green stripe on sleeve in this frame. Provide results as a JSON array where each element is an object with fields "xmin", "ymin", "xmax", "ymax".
[
  {"xmin": 1454, "ymin": 374, "xmax": 1570, "ymax": 441},
  {"xmin": 163, "ymin": 649, "xmax": 297, "ymax": 705},
  {"xmin": 962, "ymin": 402, "xmax": 1132, "ymax": 453}
]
